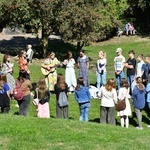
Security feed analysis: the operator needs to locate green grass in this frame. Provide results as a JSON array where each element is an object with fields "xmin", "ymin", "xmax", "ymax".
[{"xmin": 0, "ymin": 35, "xmax": 150, "ymax": 150}]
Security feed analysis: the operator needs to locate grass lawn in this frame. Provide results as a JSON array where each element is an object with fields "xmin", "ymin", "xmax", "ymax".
[{"xmin": 0, "ymin": 35, "xmax": 150, "ymax": 150}]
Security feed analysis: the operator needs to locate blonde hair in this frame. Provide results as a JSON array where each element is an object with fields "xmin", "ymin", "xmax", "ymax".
[{"xmin": 99, "ymin": 51, "xmax": 106, "ymax": 59}]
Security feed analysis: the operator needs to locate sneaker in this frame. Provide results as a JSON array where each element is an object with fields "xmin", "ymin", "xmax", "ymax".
[
  {"xmin": 147, "ymin": 125, "xmax": 150, "ymax": 128},
  {"xmin": 136, "ymin": 126, "xmax": 143, "ymax": 130}
]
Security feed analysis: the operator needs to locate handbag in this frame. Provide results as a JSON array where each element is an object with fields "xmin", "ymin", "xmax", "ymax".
[
  {"xmin": 32, "ymin": 89, "xmax": 39, "ymax": 106},
  {"xmin": 116, "ymin": 89, "xmax": 127, "ymax": 111}
]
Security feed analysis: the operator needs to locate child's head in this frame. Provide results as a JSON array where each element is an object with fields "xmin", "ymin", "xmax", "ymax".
[
  {"xmin": 136, "ymin": 77, "xmax": 144, "ymax": 91},
  {"xmin": 128, "ymin": 50, "xmax": 135, "ymax": 58},
  {"xmin": 37, "ymin": 78, "xmax": 48, "ymax": 99},
  {"xmin": 105, "ymin": 78, "xmax": 116, "ymax": 91},
  {"xmin": 120, "ymin": 78, "xmax": 129, "ymax": 89},
  {"xmin": 57, "ymin": 74, "xmax": 66, "ymax": 90},
  {"xmin": 76, "ymin": 77, "xmax": 85, "ymax": 90},
  {"xmin": 0, "ymin": 74, "xmax": 7, "ymax": 90}
]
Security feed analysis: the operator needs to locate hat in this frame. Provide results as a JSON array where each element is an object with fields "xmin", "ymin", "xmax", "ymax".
[{"xmin": 116, "ymin": 48, "xmax": 122, "ymax": 53}]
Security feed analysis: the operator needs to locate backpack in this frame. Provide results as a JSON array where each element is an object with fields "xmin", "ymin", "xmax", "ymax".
[
  {"xmin": 58, "ymin": 92, "xmax": 68, "ymax": 107},
  {"xmin": 13, "ymin": 83, "xmax": 25, "ymax": 100}
]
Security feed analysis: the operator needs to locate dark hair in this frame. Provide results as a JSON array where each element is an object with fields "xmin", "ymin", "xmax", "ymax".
[
  {"xmin": 19, "ymin": 71, "xmax": 28, "ymax": 81},
  {"xmin": 18, "ymin": 50, "xmax": 26, "ymax": 58},
  {"xmin": 79, "ymin": 49, "xmax": 85, "ymax": 53},
  {"xmin": 3, "ymin": 54, "xmax": 10, "ymax": 63},
  {"xmin": 128, "ymin": 50, "xmax": 135, "ymax": 55},
  {"xmin": 76, "ymin": 77, "xmax": 84, "ymax": 90},
  {"xmin": 120, "ymin": 78, "xmax": 129, "ymax": 89},
  {"xmin": 67, "ymin": 51, "xmax": 73, "ymax": 60},
  {"xmin": 0, "ymin": 74, "xmax": 7, "ymax": 90}
]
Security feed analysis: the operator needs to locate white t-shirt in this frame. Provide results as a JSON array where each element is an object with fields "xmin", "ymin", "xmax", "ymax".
[
  {"xmin": 114, "ymin": 55, "xmax": 126, "ymax": 71},
  {"xmin": 27, "ymin": 48, "xmax": 33, "ymax": 59},
  {"xmin": 136, "ymin": 61, "xmax": 145, "ymax": 77},
  {"xmin": 98, "ymin": 86, "xmax": 117, "ymax": 107},
  {"xmin": 96, "ymin": 58, "xmax": 107, "ymax": 73}
]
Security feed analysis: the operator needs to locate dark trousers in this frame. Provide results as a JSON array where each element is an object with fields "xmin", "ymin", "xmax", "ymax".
[
  {"xmin": 18, "ymin": 94, "xmax": 30, "ymax": 116},
  {"xmin": 100, "ymin": 106, "xmax": 116, "ymax": 125},
  {"xmin": 56, "ymin": 104, "xmax": 68, "ymax": 119},
  {"xmin": 1, "ymin": 106, "xmax": 10, "ymax": 113}
]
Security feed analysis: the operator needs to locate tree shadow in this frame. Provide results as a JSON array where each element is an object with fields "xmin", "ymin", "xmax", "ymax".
[
  {"xmin": 89, "ymin": 118, "xmax": 100, "ymax": 123},
  {"xmin": 0, "ymin": 35, "xmax": 77, "ymax": 59}
]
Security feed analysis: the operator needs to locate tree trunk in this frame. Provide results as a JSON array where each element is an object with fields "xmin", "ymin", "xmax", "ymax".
[
  {"xmin": 41, "ymin": 28, "xmax": 49, "ymax": 57},
  {"xmin": 77, "ymin": 41, "xmax": 84, "ymax": 51}
]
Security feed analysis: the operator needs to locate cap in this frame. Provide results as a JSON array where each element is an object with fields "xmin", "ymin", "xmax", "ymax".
[{"xmin": 116, "ymin": 48, "xmax": 122, "ymax": 53}]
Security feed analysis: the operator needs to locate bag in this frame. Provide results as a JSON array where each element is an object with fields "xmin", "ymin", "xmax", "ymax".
[
  {"xmin": 58, "ymin": 92, "xmax": 68, "ymax": 107},
  {"xmin": 13, "ymin": 83, "xmax": 25, "ymax": 100},
  {"xmin": 116, "ymin": 98, "xmax": 126, "ymax": 111}
]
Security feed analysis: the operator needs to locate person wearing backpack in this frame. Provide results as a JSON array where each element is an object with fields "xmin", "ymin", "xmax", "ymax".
[
  {"xmin": 74, "ymin": 77, "xmax": 92, "ymax": 122},
  {"xmin": 54, "ymin": 74, "xmax": 68, "ymax": 119},
  {"xmin": 0, "ymin": 74, "xmax": 11, "ymax": 113},
  {"xmin": 33, "ymin": 78, "xmax": 50, "ymax": 118},
  {"xmin": 16, "ymin": 71, "xmax": 32, "ymax": 116},
  {"xmin": 132, "ymin": 77, "xmax": 146, "ymax": 130}
]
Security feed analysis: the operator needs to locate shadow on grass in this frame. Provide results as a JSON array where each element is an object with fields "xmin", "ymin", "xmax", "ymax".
[{"xmin": 0, "ymin": 36, "xmax": 77, "ymax": 59}]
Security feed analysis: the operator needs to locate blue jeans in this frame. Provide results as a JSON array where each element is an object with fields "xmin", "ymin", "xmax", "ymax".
[
  {"xmin": 97, "ymin": 72, "xmax": 106, "ymax": 89},
  {"xmin": 79, "ymin": 102, "xmax": 90, "ymax": 122},
  {"xmin": 127, "ymin": 75, "xmax": 135, "ymax": 94},
  {"xmin": 147, "ymin": 102, "xmax": 150, "ymax": 110},
  {"xmin": 115, "ymin": 71, "xmax": 125, "ymax": 90}
]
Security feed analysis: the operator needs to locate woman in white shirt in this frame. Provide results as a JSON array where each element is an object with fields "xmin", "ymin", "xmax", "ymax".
[
  {"xmin": 63, "ymin": 51, "xmax": 77, "ymax": 92},
  {"xmin": 96, "ymin": 51, "xmax": 107, "ymax": 89},
  {"xmin": 98, "ymin": 78, "xmax": 117, "ymax": 125}
]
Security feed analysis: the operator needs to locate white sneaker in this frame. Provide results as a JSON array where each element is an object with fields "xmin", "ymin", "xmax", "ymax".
[
  {"xmin": 136, "ymin": 126, "xmax": 143, "ymax": 130},
  {"xmin": 147, "ymin": 125, "xmax": 150, "ymax": 128}
]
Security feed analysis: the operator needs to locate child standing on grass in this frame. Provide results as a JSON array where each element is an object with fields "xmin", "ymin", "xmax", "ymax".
[
  {"xmin": 132, "ymin": 77, "xmax": 146, "ymax": 130},
  {"xmin": 74, "ymin": 77, "xmax": 91, "ymax": 122},
  {"xmin": 117, "ymin": 78, "xmax": 132, "ymax": 128},
  {"xmin": 34, "ymin": 78, "xmax": 50, "ymax": 118},
  {"xmin": 0, "ymin": 74, "xmax": 11, "ymax": 113},
  {"xmin": 96, "ymin": 51, "xmax": 107, "ymax": 89},
  {"xmin": 54, "ymin": 74, "xmax": 69, "ymax": 119}
]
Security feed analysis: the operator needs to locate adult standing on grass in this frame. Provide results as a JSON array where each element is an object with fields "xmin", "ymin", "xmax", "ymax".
[
  {"xmin": 136, "ymin": 54, "xmax": 146, "ymax": 78},
  {"xmin": 74, "ymin": 77, "xmax": 91, "ymax": 122},
  {"xmin": 132, "ymin": 77, "xmax": 145, "ymax": 130},
  {"xmin": 114, "ymin": 48, "xmax": 126, "ymax": 90},
  {"xmin": 41, "ymin": 52, "xmax": 60, "ymax": 92},
  {"xmin": 98, "ymin": 78, "xmax": 117, "ymax": 125},
  {"xmin": 0, "ymin": 74, "xmax": 11, "ymax": 113},
  {"xmin": 77, "ymin": 49, "xmax": 90, "ymax": 87},
  {"xmin": 26, "ymin": 44, "xmax": 34, "ymax": 63},
  {"xmin": 124, "ymin": 50, "xmax": 136, "ymax": 95},
  {"xmin": 54, "ymin": 74, "xmax": 69, "ymax": 119},
  {"xmin": 117, "ymin": 78, "xmax": 132, "ymax": 128},
  {"xmin": 1, "ymin": 54, "xmax": 15, "ymax": 96},
  {"xmin": 63, "ymin": 51, "xmax": 77, "ymax": 93},
  {"xmin": 96, "ymin": 51, "xmax": 107, "ymax": 89},
  {"xmin": 17, "ymin": 71, "xmax": 32, "ymax": 116},
  {"xmin": 142, "ymin": 56, "xmax": 150, "ymax": 86},
  {"xmin": 18, "ymin": 50, "xmax": 30, "ymax": 80}
]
